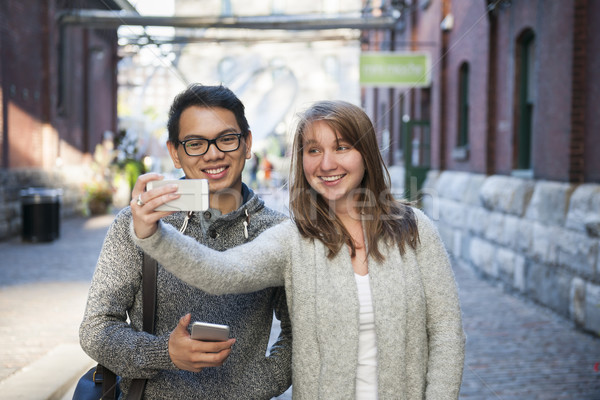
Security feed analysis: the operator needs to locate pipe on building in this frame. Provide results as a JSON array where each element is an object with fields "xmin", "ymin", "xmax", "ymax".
[{"xmin": 57, "ymin": 10, "xmax": 400, "ymax": 31}]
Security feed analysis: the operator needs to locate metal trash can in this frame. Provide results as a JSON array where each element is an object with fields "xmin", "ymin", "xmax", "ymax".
[{"xmin": 20, "ymin": 188, "xmax": 62, "ymax": 242}]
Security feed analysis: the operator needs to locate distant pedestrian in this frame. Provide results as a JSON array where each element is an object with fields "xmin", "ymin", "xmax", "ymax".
[
  {"xmin": 132, "ymin": 100, "xmax": 465, "ymax": 399},
  {"xmin": 261, "ymin": 153, "xmax": 273, "ymax": 187},
  {"xmin": 249, "ymin": 152, "xmax": 260, "ymax": 189}
]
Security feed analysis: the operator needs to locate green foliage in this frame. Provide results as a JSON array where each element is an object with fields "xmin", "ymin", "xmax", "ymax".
[
  {"xmin": 83, "ymin": 180, "xmax": 113, "ymax": 204},
  {"xmin": 123, "ymin": 159, "xmax": 145, "ymax": 191}
]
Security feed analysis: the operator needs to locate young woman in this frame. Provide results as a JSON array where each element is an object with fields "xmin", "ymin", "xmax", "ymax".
[{"xmin": 131, "ymin": 100, "xmax": 465, "ymax": 399}]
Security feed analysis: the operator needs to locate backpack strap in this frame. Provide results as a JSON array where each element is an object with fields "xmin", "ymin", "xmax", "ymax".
[{"xmin": 125, "ymin": 252, "xmax": 158, "ymax": 399}]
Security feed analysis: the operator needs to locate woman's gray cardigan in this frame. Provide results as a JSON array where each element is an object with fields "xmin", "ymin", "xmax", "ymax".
[{"xmin": 132, "ymin": 207, "xmax": 466, "ymax": 399}]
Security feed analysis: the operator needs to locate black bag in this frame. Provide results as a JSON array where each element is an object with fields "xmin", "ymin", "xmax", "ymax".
[{"xmin": 73, "ymin": 253, "xmax": 157, "ymax": 400}]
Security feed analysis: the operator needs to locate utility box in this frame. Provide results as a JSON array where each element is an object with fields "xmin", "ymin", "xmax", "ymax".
[{"xmin": 20, "ymin": 188, "xmax": 62, "ymax": 242}]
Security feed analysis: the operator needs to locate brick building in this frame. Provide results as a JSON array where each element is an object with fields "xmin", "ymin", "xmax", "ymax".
[
  {"xmin": 362, "ymin": 0, "xmax": 600, "ymax": 334},
  {"xmin": 0, "ymin": 0, "xmax": 126, "ymax": 239}
]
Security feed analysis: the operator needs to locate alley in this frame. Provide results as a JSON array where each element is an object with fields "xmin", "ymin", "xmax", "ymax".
[
  {"xmin": 456, "ymin": 258, "xmax": 600, "ymax": 399},
  {"xmin": 0, "ymin": 190, "xmax": 599, "ymax": 399}
]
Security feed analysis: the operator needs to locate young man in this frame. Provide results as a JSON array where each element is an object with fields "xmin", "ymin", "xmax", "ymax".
[{"xmin": 80, "ymin": 84, "xmax": 292, "ymax": 398}]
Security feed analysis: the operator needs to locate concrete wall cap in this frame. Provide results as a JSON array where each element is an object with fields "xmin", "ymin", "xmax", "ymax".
[
  {"xmin": 565, "ymin": 183, "xmax": 600, "ymax": 236},
  {"xmin": 479, "ymin": 175, "xmax": 535, "ymax": 216},
  {"xmin": 525, "ymin": 180, "xmax": 577, "ymax": 226}
]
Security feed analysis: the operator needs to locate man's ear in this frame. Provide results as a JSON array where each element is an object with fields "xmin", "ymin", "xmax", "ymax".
[
  {"xmin": 167, "ymin": 141, "xmax": 183, "ymax": 169},
  {"xmin": 244, "ymin": 131, "xmax": 253, "ymax": 160}
]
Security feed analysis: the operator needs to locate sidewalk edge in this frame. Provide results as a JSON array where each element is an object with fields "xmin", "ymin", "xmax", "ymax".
[{"xmin": 0, "ymin": 343, "xmax": 95, "ymax": 400}]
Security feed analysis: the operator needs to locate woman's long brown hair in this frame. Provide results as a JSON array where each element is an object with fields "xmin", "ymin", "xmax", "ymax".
[{"xmin": 289, "ymin": 100, "xmax": 419, "ymax": 261}]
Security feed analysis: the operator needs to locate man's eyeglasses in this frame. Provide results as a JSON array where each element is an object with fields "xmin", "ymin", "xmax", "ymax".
[{"xmin": 179, "ymin": 133, "xmax": 243, "ymax": 156}]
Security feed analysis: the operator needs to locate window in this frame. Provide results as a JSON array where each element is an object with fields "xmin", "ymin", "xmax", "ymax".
[
  {"xmin": 271, "ymin": 0, "xmax": 285, "ymax": 14},
  {"xmin": 458, "ymin": 63, "xmax": 469, "ymax": 147},
  {"xmin": 398, "ymin": 92, "xmax": 406, "ymax": 161},
  {"xmin": 218, "ymin": 57, "xmax": 236, "ymax": 83},
  {"xmin": 514, "ymin": 30, "xmax": 535, "ymax": 172},
  {"xmin": 453, "ymin": 62, "xmax": 469, "ymax": 160},
  {"xmin": 221, "ymin": 0, "xmax": 232, "ymax": 17}
]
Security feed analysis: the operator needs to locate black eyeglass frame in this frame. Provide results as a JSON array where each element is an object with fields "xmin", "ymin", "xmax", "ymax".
[{"xmin": 178, "ymin": 133, "xmax": 244, "ymax": 157}]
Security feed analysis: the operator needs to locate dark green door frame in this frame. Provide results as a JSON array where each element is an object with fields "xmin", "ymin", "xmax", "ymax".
[{"xmin": 403, "ymin": 120, "xmax": 431, "ymax": 201}]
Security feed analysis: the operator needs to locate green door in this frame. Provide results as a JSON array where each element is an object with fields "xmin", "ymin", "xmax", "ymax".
[{"xmin": 403, "ymin": 120, "xmax": 430, "ymax": 201}]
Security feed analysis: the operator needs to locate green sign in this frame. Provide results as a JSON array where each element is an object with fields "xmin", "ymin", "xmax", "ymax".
[{"xmin": 360, "ymin": 52, "xmax": 431, "ymax": 87}]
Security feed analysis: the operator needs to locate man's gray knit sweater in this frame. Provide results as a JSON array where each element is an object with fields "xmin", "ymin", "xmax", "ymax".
[{"xmin": 79, "ymin": 185, "xmax": 292, "ymax": 399}]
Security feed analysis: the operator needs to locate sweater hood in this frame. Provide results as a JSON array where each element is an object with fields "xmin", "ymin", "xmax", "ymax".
[
  {"xmin": 167, "ymin": 183, "xmax": 286, "ymax": 245},
  {"xmin": 213, "ymin": 183, "xmax": 266, "ymax": 222},
  {"xmin": 200, "ymin": 183, "xmax": 266, "ymax": 240}
]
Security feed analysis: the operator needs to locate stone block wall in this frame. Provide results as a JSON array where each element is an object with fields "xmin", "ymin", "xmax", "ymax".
[
  {"xmin": 421, "ymin": 170, "xmax": 600, "ymax": 335},
  {"xmin": 0, "ymin": 169, "xmax": 84, "ymax": 241}
]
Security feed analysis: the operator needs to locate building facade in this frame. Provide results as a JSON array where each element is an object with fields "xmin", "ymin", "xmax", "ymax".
[
  {"xmin": 116, "ymin": 0, "xmax": 363, "ymax": 180},
  {"xmin": 362, "ymin": 0, "xmax": 600, "ymax": 334},
  {"xmin": 0, "ymin": 0, "xmax": 124, "ymax": 239}
]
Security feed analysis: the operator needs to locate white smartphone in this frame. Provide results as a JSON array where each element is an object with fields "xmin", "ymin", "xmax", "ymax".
[
  {"xmin": 146, "ymin": 179, "xmax": 209, "ymax": 212},
  {"xmin": 190, "ymin": 321, "xmax": 230, "ymax": 342}
]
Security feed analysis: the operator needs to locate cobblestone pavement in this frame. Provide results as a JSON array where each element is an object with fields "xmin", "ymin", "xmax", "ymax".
[
  {"xmin": 0, "ymin": 213, "xmax": 114, "ymax": 383},
  {"xmin": 1, "ymin": 190, "xmax": 599, "ymax": 399},
  {"xmin": 457, "ymin": 262, "xmax": 600, "ymax": 399}
]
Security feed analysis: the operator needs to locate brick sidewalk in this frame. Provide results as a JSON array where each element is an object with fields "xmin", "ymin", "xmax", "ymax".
[
  {"xmin": 0, "ymin": 214, "xmax": 114, "ymax": 383},
  {"xmin": 456, "ymin": 262, "xmax": 600, "ymax": 399}
]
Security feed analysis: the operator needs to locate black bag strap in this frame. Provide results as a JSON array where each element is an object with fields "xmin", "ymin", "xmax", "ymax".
[
  {"xmin": 102, "ymin": 252, "xmax": 158, "ymax": 400},
  {"xmin": 97, "ymin": 364, "xmax": 118, "ymax": 400},
  {"xmin": 142, "ymin": 252, "xmax": 158, "ymax": 334},
  {"xmin": 127, "ymin": 253, "xmax": 158, "ymax": 399}
]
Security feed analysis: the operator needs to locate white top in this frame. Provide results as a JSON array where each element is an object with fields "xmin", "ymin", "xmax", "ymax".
[{"xmin": 354, "ymin": 273, "xmax": 378, "ymax": 399}]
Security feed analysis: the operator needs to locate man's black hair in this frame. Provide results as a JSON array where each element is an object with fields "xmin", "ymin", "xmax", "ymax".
[{"xmin": 167, "ymin": 84, "xmax": 250, "ymax": 145}]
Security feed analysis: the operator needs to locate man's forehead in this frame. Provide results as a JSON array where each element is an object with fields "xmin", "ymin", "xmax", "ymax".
[{"xmin": 179, "ymin": 106, "xmax": 240, "ymax": 138}]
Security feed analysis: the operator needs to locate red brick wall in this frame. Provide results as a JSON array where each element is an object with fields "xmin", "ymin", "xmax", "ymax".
[
  {"xmin": 569, "ymin": 0, "xmax": 588, "ymax": 183},
  {"xmin": 439, "ymin": 0, "xmax": 489, "ymax": 173},
  {"xmin": 491, "ymin": 3, "xmax": 512, "ymax": 175},
  {"xmin": 529, "ymin": 1, "xmax": 573, "ymax": 181},
  {"xmin": 362, "ymin": 0, "xmax": 600, "ymax": 184},
  {"xmin": 584, "ymin": 0, "xmax": 600, "ymax": 182},
  {"xmin": 0, "ymin": 0, "xmax": 119, "ymax": 169},
  {"xmin": 413, "ymin": 0, "xmax": 444, "ymax": 170},
  {"xmin": 2, "ymin": 1, "xmax": 45, "ymax": 168},
  {"xmin": 443, "ymin": 0, "xmax": 599, "ymax": 183}
]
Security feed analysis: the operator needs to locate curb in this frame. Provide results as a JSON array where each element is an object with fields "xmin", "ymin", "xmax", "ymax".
[{"xmin": 0, "ymin": 343, "xmax": 95, "ymax": 400}]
